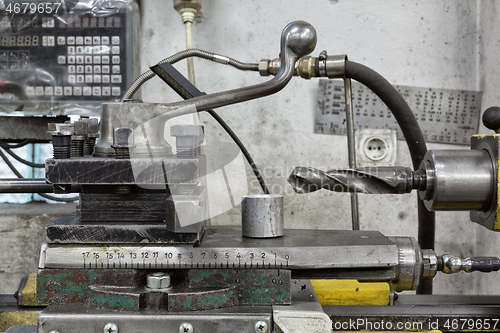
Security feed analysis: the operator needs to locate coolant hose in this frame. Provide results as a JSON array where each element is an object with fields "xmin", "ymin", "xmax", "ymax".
[{"xmin": 345, "ymin": 60, "xmax": 435, "ymax": 294}]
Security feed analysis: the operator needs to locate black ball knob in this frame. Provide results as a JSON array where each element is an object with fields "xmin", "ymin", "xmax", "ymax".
[{"xmin": 482, "ymin": 107, "xmax": 500, "ymax": 132}]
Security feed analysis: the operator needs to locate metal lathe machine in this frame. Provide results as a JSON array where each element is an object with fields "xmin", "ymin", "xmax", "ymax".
[{"xmin": 1, "ymin": 1, "xmax": 500, "ymax": 332}]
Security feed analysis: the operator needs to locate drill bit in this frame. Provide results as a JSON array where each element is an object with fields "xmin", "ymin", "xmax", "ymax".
[{"xmin": 288, "ymin": 166, "xmax": 426, "ymax": 194}]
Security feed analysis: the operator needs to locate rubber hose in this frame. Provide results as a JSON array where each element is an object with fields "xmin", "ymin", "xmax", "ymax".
[{"xmin": 345, "ymin": 60, "xmax": 435, "ymax": 294}]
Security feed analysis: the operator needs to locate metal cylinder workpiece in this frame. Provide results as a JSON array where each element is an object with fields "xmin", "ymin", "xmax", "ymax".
[
  {"xmin": 419, "ymin": 150, "xmax": 494, "ymax": 211},
  {"xmin": 242, "ymin": 194, "xmax": 284, "ymax": 238}
]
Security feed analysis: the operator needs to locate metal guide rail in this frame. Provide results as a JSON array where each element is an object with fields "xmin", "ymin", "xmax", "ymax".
[
  {"xmin": 39, "ymin": 227, "xmax": 399, "ymax": 271},
  {"xmin": 315, "ymin": 80, "xmax": 482, "ymax": 145}
]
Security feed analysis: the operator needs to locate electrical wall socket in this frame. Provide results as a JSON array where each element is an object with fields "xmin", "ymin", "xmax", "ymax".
[{"xmin": 355, "ymin": 128, "xmax": 397, "ymax": 167}]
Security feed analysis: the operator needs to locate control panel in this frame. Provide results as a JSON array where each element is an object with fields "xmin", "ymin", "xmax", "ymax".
[{"xmin": 0, "ymin": 0, "xmax": 140, "ymax": 115}]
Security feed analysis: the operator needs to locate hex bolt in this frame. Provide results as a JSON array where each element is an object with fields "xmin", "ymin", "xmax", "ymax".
[
  {"xmin": 70, "ymin": 120, "xmax": 88, "ymax": 157},
  {"xmin": 171, "ymin": 125, "xmax": 204, "ymax": 158},
  {"xmin": 47, "ymin": 123, "xmax": 73, "ymax": 159},
  {"xmin": 111, "ymin": 127, "xmax": 135, "ymax": 159},
  {"xmin": 178, "ymin": 322, "xmax": 194, "ymax": 333},
  {"xmin": 147, "ymin": 272, "xmax": 171, "ymax": 289},
  {"xmin": 254, "ymin": 321, "xmax": 268, "ymax": 333},
  {"xmin": 80, "ymin": 117, "xmax": 100, "ymax": 155},
  {"xmin": 103, "ymin": 323, "xmax": 118, "ymax": 333}
]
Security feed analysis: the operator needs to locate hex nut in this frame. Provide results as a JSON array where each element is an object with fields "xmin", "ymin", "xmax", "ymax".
[
  {"xmin": 103, "ymin": 323, "xmax": 118, "ymax": 333},
  {"xmin": 258, "ymin": 59, "xmax": 270, "ymax": 76},
  {"xmin": 178, "ymin": 322, "xmax": 194, "ymax": 333},
  {"xmin": 147, "ymin": 272, "xmax": 171, "ymax": 289}
]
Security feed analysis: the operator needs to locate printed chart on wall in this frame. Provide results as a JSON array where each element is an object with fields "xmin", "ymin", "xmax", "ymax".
[{"xmin": 315, "ymin": 80, "xmax": 482, "ymax": 145}]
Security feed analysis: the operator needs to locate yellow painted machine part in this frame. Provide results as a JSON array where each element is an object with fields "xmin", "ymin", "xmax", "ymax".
[
  {"xmin": 0, "ymin": 311, "xmax": 41, "ymax": 333},
  {"xmin": 20, "ymin": 274, "xmax": 41, "ymax": 306},
  {"xmin": 311, "ymin": 279, "xmax": 391, "ymax": 305}
]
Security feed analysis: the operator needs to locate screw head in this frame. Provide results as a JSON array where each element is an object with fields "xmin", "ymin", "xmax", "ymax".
[
  {"xmin": 254, "ymin": 321, "xmax": 268, "ymax": 333},
  {"xmin": 179, "ymin": 322, "xmax": 194, "ymax": 333},
  {"xmin": 103, "ymin": 323, "xmax": 118, "ymax": 333},
  {"xmin": 112, "ymin": 127, "xmax": 134, "ymax": 148}
]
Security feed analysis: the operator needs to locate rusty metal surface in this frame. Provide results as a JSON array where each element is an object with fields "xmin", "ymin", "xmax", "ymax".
[
  {"xmin": 37, "ymin": 269, "xmax": 147, "ymax": 311},
  {"xmin": 37, "ymin": 269, "xmax": 289, "ymax": 312}
]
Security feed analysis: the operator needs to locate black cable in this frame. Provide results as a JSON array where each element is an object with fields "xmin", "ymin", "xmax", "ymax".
[
  {"xmin": 1, "ymin": 146, "xmax": 45, "ymax": 168},
  {"xmin": 150, "ymin": 62, "xmax": 270, "ymax": 195},
  {"xmin": 0, "ymin": 139, "xmax": 31, "ymax": 148},
  {"xmin": 207, "ymin": 110, "xmax": 270, "ymax": 194},
  {"xmin": 345, "ymin": 60, "xmax": 435, "ymax": 294},
  {"xmin": 0, "ymin": 148, "xmax": 78, "ymax": 202}
]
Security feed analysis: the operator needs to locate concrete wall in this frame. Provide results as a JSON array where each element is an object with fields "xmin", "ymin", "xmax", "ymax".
[{"xmin": 1, "ymin": 0, "xmax": 500, "ymax": 295}]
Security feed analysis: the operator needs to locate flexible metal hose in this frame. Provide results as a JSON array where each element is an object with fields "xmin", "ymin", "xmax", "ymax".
[{"xmin": 122, "ymin": 49, "xmax": 259, "ymax": 100}]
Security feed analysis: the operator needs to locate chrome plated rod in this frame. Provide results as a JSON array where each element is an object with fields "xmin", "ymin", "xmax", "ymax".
[
  {"xmin": 0, "ymin": 179, "xmax": 80, "ymax": 193},
  {"xmin": 344, "ymin": 78, "xmax": 360, "ymax": 230}
]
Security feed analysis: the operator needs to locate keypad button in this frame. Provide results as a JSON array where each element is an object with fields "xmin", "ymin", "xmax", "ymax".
[
  {"xmin": 76, "ymin": 65, "xmax": 84, "ymax": 74},
  {"xmin": 77, "ymin": 75, "xmax": 84, "ymax": 83},
  {"xmin": 47, "ymin": 36, "xmax": 55, "ymax": 47},
  {"xmin": 67, "ymin": 36, "xmax": 75, "ymax": 45},
  {"xmin": 25, "ymin": 86, "xmax": 34, "ymax": 96},
  {"xmin": 76, "ymin": 56, "xmax": 84, "ymax": 64},
  {"xmin": 84, "ymin": 36, "xmax": 92, "ymax": 45},
  {"xmin": 68, "ymin": 75, "xmax": 76, "ymax": 83},
  {"xmin": 111, "ymin": 75, "xmax": 122, "ymax": 83},
  {"xmin": 93, "ymin": 46, "xmax": 100, "ymax": 54},
  {"xmin": 93, "ymin": 65, "xmax": 101, "ymax": 74},
  {"xmin": 102, "ymin": 75, "xmax": 110, "ymax": 83},
  {"xmin": 106, "ymin": 18, "xmax": 113, "ymax": 27},
  {"xmin": 85, "ymin": 65, "xmax": 92, "ymax": 74},
  {"xmin": 98, "ymin": 18, "xmax": 105, "ymax": 28},
  {"xmin": 112, "ymin": 87, "xmax": 121, "ymax": 96},
  {"xmin": 102, "ymin": 56, "xmax": 110, "ymax": 64},
  {"xmin": 112, "ymin": 36, "xmax": 120, "ymax": 44},
  {"xmin": 114, "ymin": 17, "xmax": 121, "ymax": 27},
  {"xmin": 93, "ymin": 56, "xmax": 101, "ymax": 64},
  {"xmin": 90, "ymin": 18, "xmax": 97, "ymax": 27},
  {"xmin": 68, "ymin": 56, "xmax": 75, "ymax": 64},
  {"xmin": 111, "ymin": 46, "xmax": 120, "ymax": 54},
  {"xmin": 57, "ymin": 55, "xmax": 66, "ymax": 64},
  {"xmin": 85, "ymin": 75, "xmax": 93, "ymax": 83},
  {"xmin": 76, "ymin": 46, "xmax": 84, "ymax": 54},
  {"xmin": 67, "ymin": 46, "xmax": 75, "ymax": 54},
  {"xmin": 82, "ymin": 18, "xmax": 89, "ymax": 28},
  {"xmin": 64, "ymin": 87, "xmax": 72, "ymax": 96},
  {"xmin": 76, "ymin": 36, "xmax": 84, "ymax": 45},
  {"xmin": 93, "ymin": 75, "xmax": 101, "ymax": 83},
  {"xmin": 74, "ymin": 86, "xmax": 82, "ymax": 96},
  {"xmin": 101, "ymin": 36, "xmax": 109, "ymax": 44},
  {"xmin": 103, "ymin": 87, "xmax": 111, "ymax": 96},
  {"xmin": 35, "ymin": 86, "xmax": 44, "ymax": 96},
  {"xmin": 101, "ymin": 46, "xmax": 110, "ymax": 54},
  {"xmin": 93, "ymin": 86, "xmax": 101, "ymax": 96},
  {"xmin": 102, "ymin": 66, "xmax": 110, "ymax": 74},
  {"xmin": 68, "ymin": 65, "xmax": 76, "ymax": 74},
  {"xmin": 93, "ymin": 36, "xmax": 100, "ymax": 44},
  {"xmin": 74, "ymin": 17, "xmax": 81, "ymax": 28},
  {"xmin": 57, "ymin": 36, "xmax": 65, "ymax": 45},
  {"xmin": 84, "ymin": 46, "xmax": 92, "ymax": 54},
  {"xmin": 55, "ymin": 86, "xmax": 63, "ymax": 96},
  {"xmin": 112, "ymin": 65, "xmax": 120, "ymax": 73},
  {"xmin": 83, "ymin": 87, "xmax": 92, "ymax": 96},
  {"xmin": 45, "ymin": 86, "xmax": 53, "ymax": 95},
  {"xmin": 112, "ymin": 56, "xmax": 120, "ymax": 64},
  {"xmin": 85, "ymin": 56, "xmax": 92, "ymax": 64}
]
